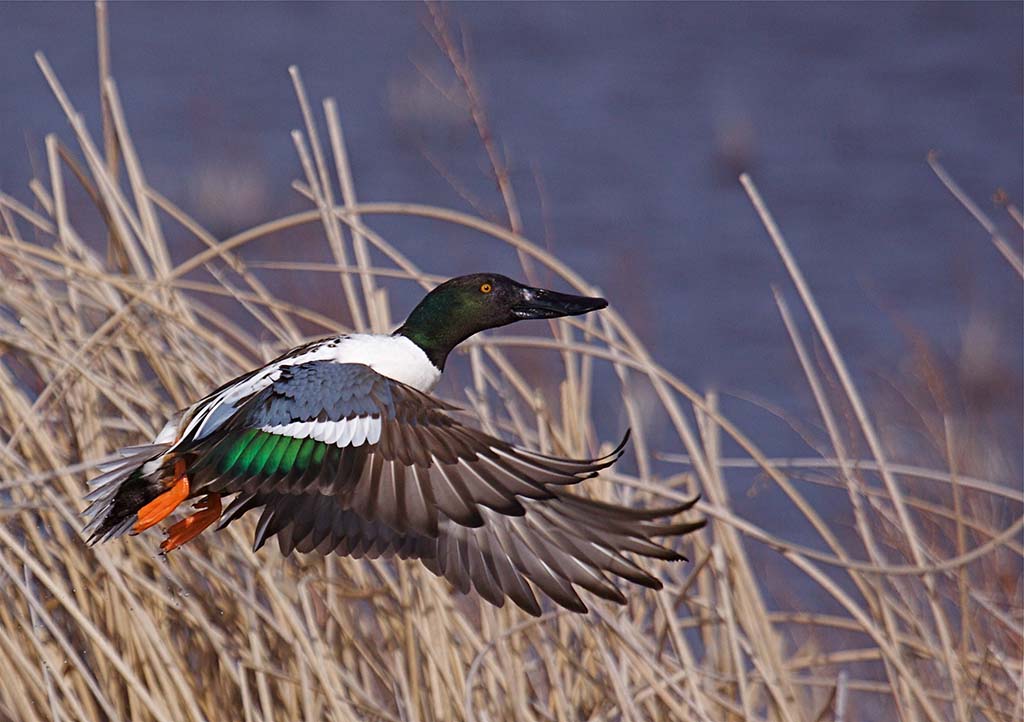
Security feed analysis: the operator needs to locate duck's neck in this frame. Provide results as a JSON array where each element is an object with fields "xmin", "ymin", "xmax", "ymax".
[
  {"xmin": 393, "ymin": 322, "xmax": 456, "ymax": 372},
  {"xmin": 395, "ymin": 296, "xmax": 488, "ymax": 372}
]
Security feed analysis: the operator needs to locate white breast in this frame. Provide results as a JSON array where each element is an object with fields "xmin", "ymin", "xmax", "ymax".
[{"xmin": 331, "ymin": 334, "xmax": 441, "ymax": 392}]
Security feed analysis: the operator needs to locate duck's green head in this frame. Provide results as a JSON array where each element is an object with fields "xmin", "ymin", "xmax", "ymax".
[{"xmin": 396, "ymin": 273, "xmax": 608, "ymax": 370}]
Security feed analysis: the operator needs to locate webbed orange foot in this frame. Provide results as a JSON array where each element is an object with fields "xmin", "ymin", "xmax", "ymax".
[
  {"xmin": 160, "ymin": 493, "xmax": 222, "ymax": 553},
  {"xmin": 133, "ymin": 459, "xmax": 190, "ymax": 534}
]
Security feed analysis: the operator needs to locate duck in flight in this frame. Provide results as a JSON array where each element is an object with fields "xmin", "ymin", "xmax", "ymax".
[{"xmin": 83, "ymin": 273, "xmax": 704, "ymax": 615}]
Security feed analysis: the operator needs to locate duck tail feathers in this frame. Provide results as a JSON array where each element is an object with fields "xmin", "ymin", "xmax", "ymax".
[{"xmin": 81, "ymin": 443, "xmax": 172, "ymax": 544}]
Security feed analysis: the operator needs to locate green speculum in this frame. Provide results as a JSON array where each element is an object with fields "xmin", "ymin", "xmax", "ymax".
[{"xmin": 221, "ymin": 431, "xmax": 328, "ymax": 475}]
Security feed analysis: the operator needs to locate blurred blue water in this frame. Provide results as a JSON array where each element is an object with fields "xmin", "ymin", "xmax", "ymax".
[{"xmin": 1, "ymin": 3, "xmax": 1021, "ymax": 526}]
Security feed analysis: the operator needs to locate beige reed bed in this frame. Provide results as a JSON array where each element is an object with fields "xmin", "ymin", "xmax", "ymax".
[{"xmin": 0, "ymin": 6, "xmax": 1020, "ymax": 722}]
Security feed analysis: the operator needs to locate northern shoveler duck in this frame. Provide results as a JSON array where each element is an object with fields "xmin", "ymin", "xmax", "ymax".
[{"xmin": 83, "ymin": 273, "xmax": 704, "ymax": 614}]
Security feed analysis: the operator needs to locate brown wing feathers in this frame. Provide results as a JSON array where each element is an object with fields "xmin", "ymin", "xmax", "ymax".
[
  {"xmin": 233, "ymin": 485, "xmax": 700, "ymax": 616},
  {"xmin": 221, "ymin": 463, "xmax": 702, "ymax": 616},
  {"xmin": 185, "ymin": 362, "xmax": 704, "ymax": 614}
]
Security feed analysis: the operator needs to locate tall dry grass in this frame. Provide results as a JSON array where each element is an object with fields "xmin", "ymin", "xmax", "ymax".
[{"xmin": 0, "ymin": 6, "xmax": 1020, "ymax": 721}]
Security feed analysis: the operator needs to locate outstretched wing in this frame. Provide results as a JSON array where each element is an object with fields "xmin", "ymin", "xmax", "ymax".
[
  {"xmin": 228, "ymin": 489, "xmax": 702, "ymax": 615},
  {"xmin": 183, "ymin": 360, "xmax": 704, "ymax": 614}
]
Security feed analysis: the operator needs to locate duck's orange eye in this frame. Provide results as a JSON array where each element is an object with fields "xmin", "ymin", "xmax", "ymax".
[{"xmin": 480, "ymin": 283, "xmax": 492, "ymax": 294}]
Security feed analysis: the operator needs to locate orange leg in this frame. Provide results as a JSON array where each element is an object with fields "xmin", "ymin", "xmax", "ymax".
[
  {"xmin": 133, "ymin": 458, "xmax": 190, "ymax": 534},
  {"xmin": 160, "ymin": 493, "xmax": 222, "ymax": 553}
]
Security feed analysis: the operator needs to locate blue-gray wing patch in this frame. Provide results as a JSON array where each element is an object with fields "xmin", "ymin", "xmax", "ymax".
[{"xmin": 244, "ymin": 362, "xmax": 399, "ymax": 428}]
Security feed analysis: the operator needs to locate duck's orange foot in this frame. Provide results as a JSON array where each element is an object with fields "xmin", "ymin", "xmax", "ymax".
[
  {"xmin": 133, "ymin": 459, "xmax": 190, "ymax": 534},
  {"xmin": 160, "ymin": 493, "xmax": 222, "ymax": 553}
]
